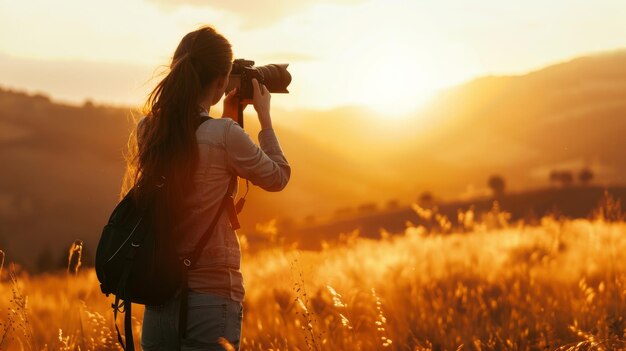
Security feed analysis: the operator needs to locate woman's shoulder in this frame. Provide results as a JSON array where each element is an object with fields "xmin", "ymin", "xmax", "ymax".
[
  {"xmin": 194, "ymin": 117, "xmax": 241, "ymax": 147},
  {"xmin": 201, "ymin": 117, "xmax": 242, "ymax": 135},
  {"xmin": 196, "ymin": 116, "xmax": 236, "ymax": 134}
]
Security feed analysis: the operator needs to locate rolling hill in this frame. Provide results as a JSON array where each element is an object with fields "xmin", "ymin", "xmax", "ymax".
[{"xmin": 1, "ymin": 49, "xmax": 626, "ymax": 269}]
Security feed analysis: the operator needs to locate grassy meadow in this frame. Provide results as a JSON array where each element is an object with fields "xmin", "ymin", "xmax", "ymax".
[{"xmin": 1, "ymin": 201, "xmax": 625, "ymax": 351}]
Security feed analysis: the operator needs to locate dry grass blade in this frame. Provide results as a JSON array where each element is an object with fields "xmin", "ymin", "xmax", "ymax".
[
  {"xmin": 67, "ymin": 240, "xmax": 83, "ymax": 275},
  {"xmin": 0, "ymin": 250, "xmax": 4, "ymax": 278}
]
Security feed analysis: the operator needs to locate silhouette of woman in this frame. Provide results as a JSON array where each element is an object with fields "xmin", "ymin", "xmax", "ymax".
[{"xmin": 120, "ymin": 26, "xmax": 291, "ymax": 350}]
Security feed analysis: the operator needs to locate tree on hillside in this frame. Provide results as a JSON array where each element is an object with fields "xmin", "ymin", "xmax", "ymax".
[
  {"xmin": 487, "ymin": 175, "xmax": 506, "ymax": 197},
  {"xmin": 358, "ymin": 203, "xmax": 378, "ymax": 213},
  {"xmin": 32, "ymin": 92, "xmax": 51, "ymax": 103},
  {"xmin": 550, "ymin": 169, "xmax": 560, "ymax": 187},
  {"xmin": 549, "ymin": 170, "xmax": 575, "ymax": 187},
  {"xmin": 83, "ymin": 99, "xmax": 95, "ymax": 108},
  {"xmin": 549, "ymin": 170, "xmax": 560, "ymax": 186},
  {"xmin": 578, "ymin": 167, "xmax": 594, "ymax": 186},
  {"xmin": 386, "ymin": 199, "xmax": 399, "ymax": 210},
  {"xmin": 418, "ymin": 191, "xmax": 434, "ymax": 206},
  {"xmin": 334, "ymin": 207, "xmax": 353, "ymax": 218}
]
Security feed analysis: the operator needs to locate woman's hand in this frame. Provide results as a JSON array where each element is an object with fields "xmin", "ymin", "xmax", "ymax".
[
  {"xmin": 221, "ymin": 88, "xmax": 245, "ymax": 124},
  {"xmin": 251, "ymin": 78, "xmax": 272, "ymax": 130}
]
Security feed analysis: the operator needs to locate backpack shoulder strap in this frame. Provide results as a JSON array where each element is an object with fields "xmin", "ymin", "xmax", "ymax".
[{"xmin": 186, "ymin": 174, "xmax": 237, "ymax": 266}]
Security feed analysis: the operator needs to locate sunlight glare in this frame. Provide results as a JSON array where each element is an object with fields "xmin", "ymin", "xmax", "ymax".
[{"xmin": 337, "ymin": 33, "xmax": 441, "ymax": 118}]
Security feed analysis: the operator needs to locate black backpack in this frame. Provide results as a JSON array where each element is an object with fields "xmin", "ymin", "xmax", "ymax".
[{"xmin": 95, "ymin": 116, "xmax": 237, "ymax": 351}]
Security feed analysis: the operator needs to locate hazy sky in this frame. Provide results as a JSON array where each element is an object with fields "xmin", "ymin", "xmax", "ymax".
[{"xmin": 1, "ymin": 0, "xmax": 625, "ymax": 114}]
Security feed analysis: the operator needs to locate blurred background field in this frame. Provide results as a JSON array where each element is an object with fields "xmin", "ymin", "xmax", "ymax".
[{"xmin": 1, "ymin": 200, "xmax": 625, "ymax": 350}]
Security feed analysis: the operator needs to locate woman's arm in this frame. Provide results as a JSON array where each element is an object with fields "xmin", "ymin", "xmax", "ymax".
[
  {"xmin": 225, "ymin": 121, "xmax": 290, "ymax": 192},
  {"xmin": 222, "ymin": 77, "xmax": 290, "ymax": 191}
]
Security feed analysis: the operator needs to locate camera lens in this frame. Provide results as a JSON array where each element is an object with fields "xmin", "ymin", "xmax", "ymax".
[{"xmin": 255, "ymin": 64, "xmax": 291, "ymax": 93}]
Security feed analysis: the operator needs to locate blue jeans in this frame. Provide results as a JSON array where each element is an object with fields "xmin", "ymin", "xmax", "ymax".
[{"xmin": 141, "ymin": 289, "xmax": 243, "ymax": 351}]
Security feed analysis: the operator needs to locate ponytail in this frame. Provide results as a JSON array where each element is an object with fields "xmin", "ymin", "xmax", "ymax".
[{"xmin": 121, "ymin": 26, "xmax": 233, "ymax": 242}]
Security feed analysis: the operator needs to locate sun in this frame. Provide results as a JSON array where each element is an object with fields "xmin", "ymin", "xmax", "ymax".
[
  {"xmin": 360, "ymin": 63, "xmax": 437, "ymax": 118},
  {"xmin": 336, "ymin": 38, "xmax": 442, "ymax": 119}
]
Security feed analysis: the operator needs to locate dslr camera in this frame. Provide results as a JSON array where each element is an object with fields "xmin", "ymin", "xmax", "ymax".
[{"xmin": 227, "ymin": 59, "xmax": 291, "ymax": 101}]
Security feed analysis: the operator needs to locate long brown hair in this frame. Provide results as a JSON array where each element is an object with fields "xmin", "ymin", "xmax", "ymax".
[{"xmin": 121, "ymin": 26, "xmax": 232, "ymax": 240}]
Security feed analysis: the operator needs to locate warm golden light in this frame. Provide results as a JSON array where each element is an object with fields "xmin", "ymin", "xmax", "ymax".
[
  {"xmin": 2, "ymin": 0, "xmax": 625, "ymax": 111},
  {"xmin": 1, "ymin": 1, "xmax": 626, "ymax": 349}
]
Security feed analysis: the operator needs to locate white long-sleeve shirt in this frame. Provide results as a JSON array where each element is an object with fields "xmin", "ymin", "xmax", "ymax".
[{"xmin": 137, "ymin": 111, "xmax": 290, "ymax": 301}]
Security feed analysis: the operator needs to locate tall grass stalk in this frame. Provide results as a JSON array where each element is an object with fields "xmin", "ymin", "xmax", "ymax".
[
  {"xmin": 371, "ymin": 288, "xmax": 392, "ymax": 348},
  {"xmin": 0, "ymin": 250, "xmax": 5, "ymax": 348},
  {"xmin": 0, "ymin": 249, "xmax": 4, "ymax": 278},
  {"xmin": 290, "ymin": 252, "xmax": 322, "ymax": 351},
  {"xmin": 67, "ymin": 240, "xmax": 83, "ymax": 275},
  {"xmin": 9, "ymin": 264, "xmax": 37, "ymax": 350}
]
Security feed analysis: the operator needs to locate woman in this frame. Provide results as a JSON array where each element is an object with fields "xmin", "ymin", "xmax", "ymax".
[{"xmin": 120, "ymin": 26, "xmax": 291, "ymax": 350}]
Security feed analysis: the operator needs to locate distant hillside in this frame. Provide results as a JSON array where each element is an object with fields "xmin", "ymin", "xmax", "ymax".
[
  {"xmin": 393, "ymin": 50, "xmax": 626, "ymax": 195},
  {"xmin": 0, "ymin": 91, "xmax": 130, "ymax": 270},
  {"xmin": 293, "ymin": 186, "xmax": 626, "ymax": 249},
  {"xmin": 0, "ymin": 88, "xmax": 383, "ymax": 270},
  {"xmin": 2, "ymin": 49, "xmax": 626, "ymax": 269},
  {"xmin": 278, "ymin": 50, "xmax": 626, "ymax": 199}
]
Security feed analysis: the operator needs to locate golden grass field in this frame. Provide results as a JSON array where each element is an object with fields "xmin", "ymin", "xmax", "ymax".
[{"xmin": 1, "ymin": 202, "xmax": 625, "ymax": 351}]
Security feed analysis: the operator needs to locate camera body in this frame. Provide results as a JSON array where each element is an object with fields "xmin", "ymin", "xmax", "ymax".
[{"xmin": 227, "ymin": 59, "xmax": 291, "ymax": 100}]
